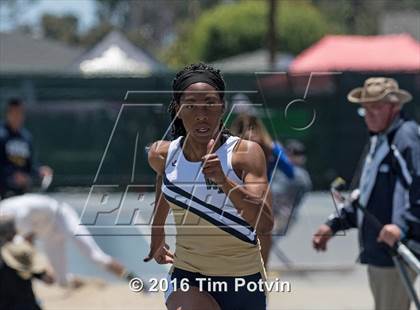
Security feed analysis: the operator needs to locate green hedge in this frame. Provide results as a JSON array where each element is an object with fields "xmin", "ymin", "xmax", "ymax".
[{"xmin": 164, "ymin": 0, "xmax": 333, "ymax": 67}]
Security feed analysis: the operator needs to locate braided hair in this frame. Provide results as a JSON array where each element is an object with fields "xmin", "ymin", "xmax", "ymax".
[{"xmin": 168, "ymin": 62, "xmax": 231, "ymax": 139}]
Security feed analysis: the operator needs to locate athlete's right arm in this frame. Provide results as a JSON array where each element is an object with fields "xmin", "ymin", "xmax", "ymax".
[{"xmin": 144, "ymin": 140, "xmax": 174, "ymax": 264}]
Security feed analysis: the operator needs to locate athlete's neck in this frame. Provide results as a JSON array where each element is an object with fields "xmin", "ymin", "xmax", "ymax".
[{"xmin": 182, "ymin": 134, "xmax": 222, "ymax": 162}]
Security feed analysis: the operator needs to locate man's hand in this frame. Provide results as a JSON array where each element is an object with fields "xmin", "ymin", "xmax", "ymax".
[
  {"xmin": 144, "ymin": 239, "xmax": 174, "ymax": 265},
  {"xmin": 201, "ymin": 138, "xmax": 227, "ymax": 186},
  {"xmin": 39, "ymin": 165, "xmax": 53, "ymax": 178},
  {"xmin": 377, "ymin": 224, "xmax": 401, "ymax": 247},
  {"xmin": 312, "ymin": 224, "xmax": 333, "ymax": 251},
  {"xmin": 24, "ymin": 233, "xmax": 35, "ymax": 244},
  {"xmin": 40, "ymin": 271, "xmax": 55, "ymax": 285}
]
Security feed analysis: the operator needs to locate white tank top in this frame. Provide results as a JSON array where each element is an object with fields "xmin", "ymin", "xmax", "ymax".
[{"xmin": 161, "ymin": 135, "xmax": 265, "ymax": 276}]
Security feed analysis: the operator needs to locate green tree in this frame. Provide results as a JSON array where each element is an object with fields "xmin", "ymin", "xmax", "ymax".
[
  {"xmin": 41, "ymin": 14, "xmax": 80, "ymax": 45},
  {"xmin": 92, "ymin": 0, "xmax": 230, "ymax": 51},
  {"xmin": 79, "ymin": 23, "xmax": 114, "ymax": 47},
  {"xmin": 163, "ymin": 0, "xmax": 334, "ymax": 68}
]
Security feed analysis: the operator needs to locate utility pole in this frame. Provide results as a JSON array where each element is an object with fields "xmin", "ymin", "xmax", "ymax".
[{"xmin": 267, "ymin": 0, "xmax": 277, "ymax": 70}]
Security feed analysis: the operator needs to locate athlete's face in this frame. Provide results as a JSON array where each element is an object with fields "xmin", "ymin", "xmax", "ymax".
[
  {"xmin": 6, "ymin": 105, "xmax": 25, "ymax": 131},
  {"xmin": 177, "ymin": 82, "xmax": 224, "ymax": 143},
  {"xmin": 361, "ymin": 101, "xmax": 400, "ymax": 133}
]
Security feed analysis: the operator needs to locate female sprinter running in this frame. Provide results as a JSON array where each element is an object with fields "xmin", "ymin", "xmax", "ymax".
[{"xmin": 144, "ymin": 63, "xmax": 273, "ymax": 310}]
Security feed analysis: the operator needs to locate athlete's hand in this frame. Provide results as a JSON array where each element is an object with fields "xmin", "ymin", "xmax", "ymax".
[
  {"xmin": 377, "ymin": 224, "xmax": 401, "ymax": 247},
  {"xmin": 144, "ymin": 239, "xmax": 174, "ymax": 264},
  {"xmin": 312, "ymin": 224, "xmax": 333, "ymax": 251},
  {"xmin": 201, "ymin": 138, "xmax": 227, "ymax": 186}
]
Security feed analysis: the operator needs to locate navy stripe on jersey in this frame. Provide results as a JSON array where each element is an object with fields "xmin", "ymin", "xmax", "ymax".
[
  {"xmin": 163, "ymin": 193, "xmax": 257, "ymax": 245},
  {"xmin": 163, "ymin": 174, "xmax": 253, "ymax": 231}
]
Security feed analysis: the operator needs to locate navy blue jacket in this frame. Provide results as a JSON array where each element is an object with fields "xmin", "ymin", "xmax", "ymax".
[
  {"xmin": 0, "ymin": 122, "xmax": 38, "ymax": 197},
  {"xmin": 326, "ymin": 116, "xmax": 420, "ymax": 267}
]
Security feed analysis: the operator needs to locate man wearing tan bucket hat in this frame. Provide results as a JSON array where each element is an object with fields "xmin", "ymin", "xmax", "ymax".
[
  {"xmin": 0, "ymin": 215, "xmax": 54, "ymax": 309},
  {"xmin": 313, "ymin": 77, "xmax": 420, "ymax": 310}
]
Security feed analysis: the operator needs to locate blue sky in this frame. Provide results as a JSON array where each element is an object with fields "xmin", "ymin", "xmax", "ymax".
[{"xmin": 0, "ymin": 0, "xmax": 96, "ymax": 32}]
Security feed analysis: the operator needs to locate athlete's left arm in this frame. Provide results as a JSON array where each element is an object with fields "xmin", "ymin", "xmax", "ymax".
[{"xmin": 222, "ymin": 140, "xmax": 274, "ymax": 234}]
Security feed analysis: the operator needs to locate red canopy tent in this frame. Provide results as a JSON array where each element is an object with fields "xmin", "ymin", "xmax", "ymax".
[{"xmin": 290, "ymin": 34, "xmax": 420, "ymax": 73}]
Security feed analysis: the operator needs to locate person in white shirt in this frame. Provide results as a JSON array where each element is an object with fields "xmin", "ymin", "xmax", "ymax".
[{"xmin": 0, "ymin": 193, "xmax": 134, "ymax": 287}]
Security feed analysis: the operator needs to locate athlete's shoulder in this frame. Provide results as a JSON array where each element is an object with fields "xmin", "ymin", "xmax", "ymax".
[
  {"xmin": 148, "ymin": 140, "xmax": 171, "ymax": 174},
  {"xmin": 233, "ymin": 138, "xmax": 265, "ymax": 157},
  {"xmin": 232, "ymin": 138, "xmax": 266, "ymax": 175}
]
